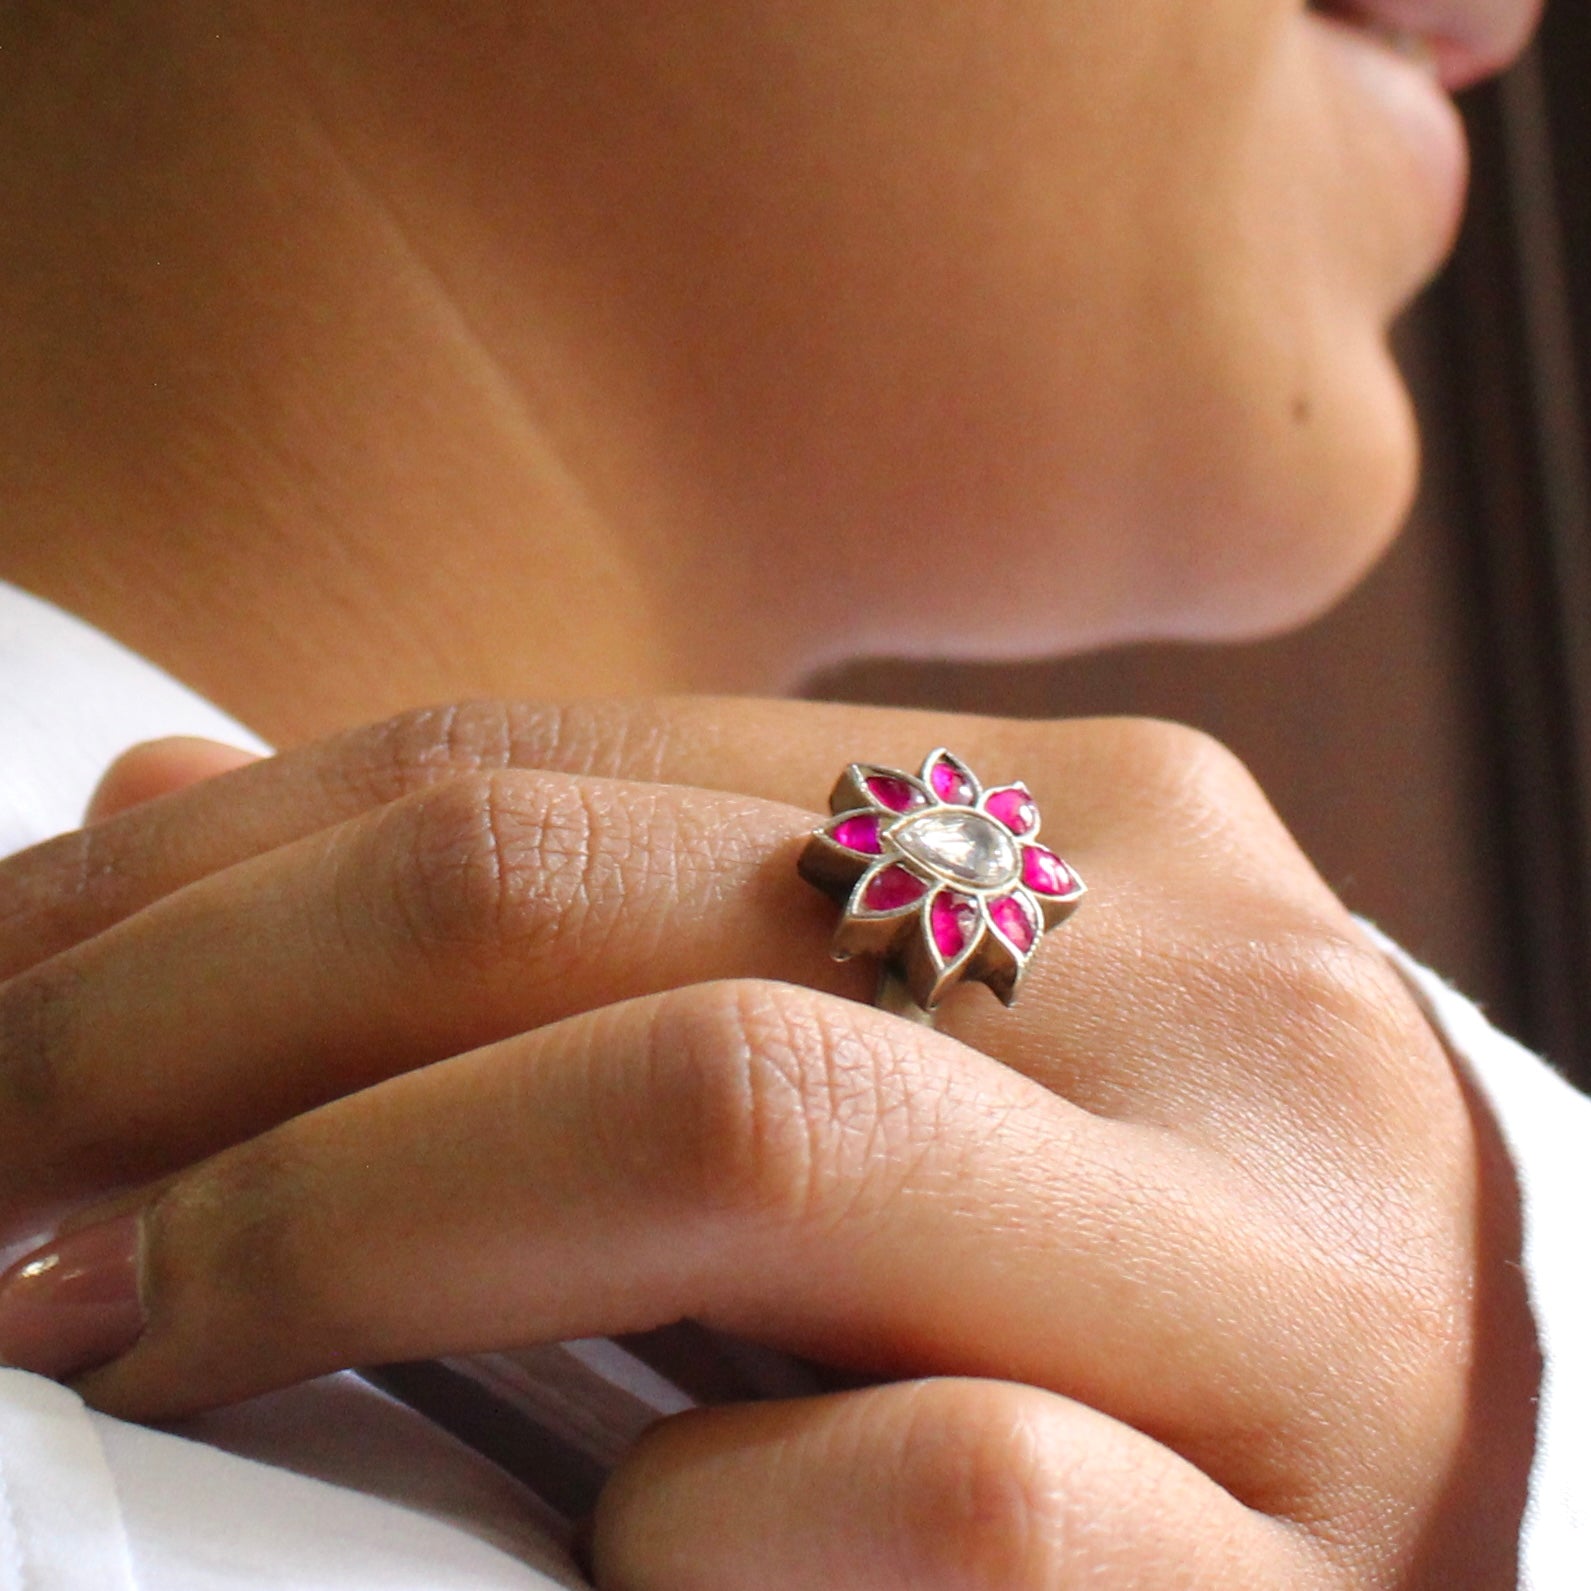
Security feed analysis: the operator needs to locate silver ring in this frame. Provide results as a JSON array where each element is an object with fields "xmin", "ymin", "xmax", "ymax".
[{"xmin": 798, "ymin": 749, "xmax": 1085, "ymax": 1024}]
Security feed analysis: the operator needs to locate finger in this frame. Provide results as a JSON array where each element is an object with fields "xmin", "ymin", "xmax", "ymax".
[
  {"xmin": 592, "ymin": 1380, "xmax": 1326, "ymax": 1590},
  {"xmin": 12, "ymin": 983, "xmax": 1397, "ymax": 1508},
  {"xmin": 0, "ymin": 753, "xmax": 1400, "ymax": 1223},
  {"xmin": 0, "ymin": 771, "xmax": 857, "ymax": 1213},
  {"xmin": 0, "ymin": 698, "xmax": 1332, "ymax": 979},
  {"xmin": 85, "ymin": 738, "xmax": 263, "ymax": 824}
]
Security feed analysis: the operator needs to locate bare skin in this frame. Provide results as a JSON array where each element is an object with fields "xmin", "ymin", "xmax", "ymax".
[
  {"xmin": 0, "ymin": 0, "xmax": 1535, "ymax": 738},
  {"xmin": 0, "ymin": 702, "xmax": 1541, "ymax": 1587},
  {"xmin": 0, "ymin": 0, "xmax": 1547, "ymax": 1585}
]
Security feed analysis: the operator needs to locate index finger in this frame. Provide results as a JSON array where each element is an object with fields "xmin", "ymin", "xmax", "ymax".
[{"xmin": 0, "ymin": 696, "xmax": 1320, "ymax": 982}]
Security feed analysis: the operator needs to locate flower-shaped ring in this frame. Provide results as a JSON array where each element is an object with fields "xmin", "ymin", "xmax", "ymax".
[{"xmin": 798, "ymin": 749, "xmax": 1085, "ymax": 1016}]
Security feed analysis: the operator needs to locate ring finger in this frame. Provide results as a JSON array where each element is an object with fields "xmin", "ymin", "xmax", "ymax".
[{"xmin": 5, "ymin": 747, "xmax": 1296, "ymax": 1224}]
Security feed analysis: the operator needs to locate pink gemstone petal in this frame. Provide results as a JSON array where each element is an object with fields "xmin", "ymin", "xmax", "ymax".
[
  {"xmin": 986, "ymin": 785, "xmax": 1037, "ymax": 840},
  {"xmin": 864, "ymin": 864, "xmax": 929, "ymax": 913},
  {"xmin": 985, "ymin": 785, "xmax": 1039, "ymax": 837},
  {"xmin": 928, "ymin": 753, "xmax": 977, "ymax": 806},
  {"xmin": 865, "ymin": 775, "xmax": 925, "ymax": 813},
  {"xmin": 1021, "ymin": 844, "xmax": 1076, "ymax": 897},
  {"xmin": 831, "ymin": 813, "xmax": 885, "ymax": 855},
  {"xmin": 990, "ymin": 892, "xmax": 1038, "ymax": 953},
  {"xmin": 930, "ymin": 890, "xmax": 981, "ymax": 961}
]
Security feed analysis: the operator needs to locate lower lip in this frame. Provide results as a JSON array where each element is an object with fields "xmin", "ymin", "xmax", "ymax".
[{"xmin": 1315, "ymin": 15, "xmax": 1470, "ymax": 262}]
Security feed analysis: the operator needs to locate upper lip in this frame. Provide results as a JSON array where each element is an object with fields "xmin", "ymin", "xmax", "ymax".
[{"xmin": 1322, "ymin": 0, "xmax": 1544, "ymax": 90}]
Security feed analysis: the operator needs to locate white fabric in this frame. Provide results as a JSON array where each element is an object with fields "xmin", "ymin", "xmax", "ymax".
[
  {"xmin": 0, "ymin": 585, "xmax": 272, "ymax": 859},
  {"xmin": 0, "ymin": 578, "xmax": 1584, "ymax": 1585},
  {"xmin": 1376, "ymin": 938, "xmax": 1591, "ymax": 1590}
]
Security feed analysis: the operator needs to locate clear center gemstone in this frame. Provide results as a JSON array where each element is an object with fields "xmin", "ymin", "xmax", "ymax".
[{"xmin": 894, "ymin": 810, "xmax": 1018, "ymax": 888}]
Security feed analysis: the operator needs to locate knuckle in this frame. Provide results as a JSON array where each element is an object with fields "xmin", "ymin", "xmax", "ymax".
[
  {"xmin": 1108, "ymin": 718, "xmax": 1268, "ymax": 829},
  {"xmin": 0, "ymin": 955, "xmax": 86, "ymax": 1118},
  {"xmin": 1190, "ymin": 919, "xmax": 1466, "ymax": 1202},
  {"xmin": 626, "ymin": 981, "xmax": 817, "ymax": 1223},
  {"xmin": 339, "ymin": 698, "xmax": 685, "ymax": 802},
  {"xmin": 1202, "ymin": 930, "xmax": 1476, "ymax": 1365},
  {"xmin": 1281, "ymin": 929, "xmax": 1417, "ymax": 1048},
  {"xmin": 0, "ymin": 825, "xmax": 124, "ymax": 980},
  {"xmin": 889, "ymin": 1381, "xmax": 1074, "ymax": 1590},
  {"xmin": 1213, "ymin": 920, "xmax": 1403, "ymax": 1041},
  {"xmin": 379, "ymin": 769, "xmax": 601, "ymax": 961},
  {"xmin": 333, "ymin": 699, "xmax": 565, "ymax": 806},
  {"xmin": 1240, "ymin": 922, "xmax": 1454, "ymax": 1132},
  {"xmin": 144, "ymin": 1137, "xmax": 333, "ymax": 1357},
  {"xmin": 634, "ymin": 981, "xmax": 926, "ymax": 1230},
  {"xmin": 1116, "ymin": 715, "xmax": 1249, "ymax": 789}
]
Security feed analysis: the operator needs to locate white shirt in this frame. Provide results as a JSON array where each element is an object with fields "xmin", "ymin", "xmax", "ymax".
[{"xmin": 0, "ymin": 581, "xmax": 1585, "ymax": 1588}]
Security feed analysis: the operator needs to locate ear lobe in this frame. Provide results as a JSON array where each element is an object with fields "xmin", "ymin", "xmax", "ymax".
[{"xmin": 86, "ymin": 737, "xmax": 262, "ymax": 824}]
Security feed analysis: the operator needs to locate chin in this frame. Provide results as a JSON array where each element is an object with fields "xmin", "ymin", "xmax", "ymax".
[
  {"xmin": 790, "ymin": 324, "xmax": 1422, "ymax": 671},
  {"xmin": 1128, "ymin": 338, "xmax": 1423, "ymax": 648}
]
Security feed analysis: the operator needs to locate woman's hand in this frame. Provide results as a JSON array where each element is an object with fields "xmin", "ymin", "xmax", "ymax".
[{"xmin": 0, "ymin": 699, "xmax": 1536, "ymax": 1588}]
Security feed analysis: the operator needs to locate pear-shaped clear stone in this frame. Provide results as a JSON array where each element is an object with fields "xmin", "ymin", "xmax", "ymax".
[{"xmin": 894, "ymin": 810, "xmax": 1018, "ymax": 888}]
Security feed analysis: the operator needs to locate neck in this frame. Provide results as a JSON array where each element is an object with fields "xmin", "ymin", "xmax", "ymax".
[{"xmin": 0, "ymin": 3, "xmax": 783, "ymax": 745}]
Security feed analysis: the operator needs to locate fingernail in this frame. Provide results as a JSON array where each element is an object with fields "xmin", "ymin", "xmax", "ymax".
[{"xmin": 0, "ymin": 1214, "xmax": 145, "ymax": 1379}]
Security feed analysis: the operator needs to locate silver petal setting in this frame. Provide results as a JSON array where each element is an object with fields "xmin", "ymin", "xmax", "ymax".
[{"xmin": 798, "ymin": 747, "xmax": 1085, "ymax": 1011}]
